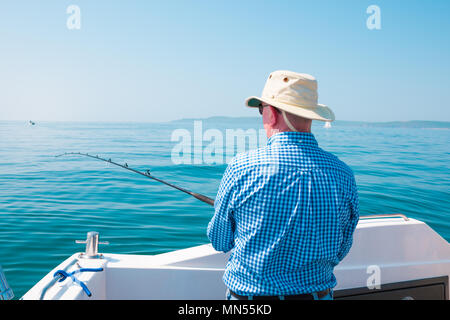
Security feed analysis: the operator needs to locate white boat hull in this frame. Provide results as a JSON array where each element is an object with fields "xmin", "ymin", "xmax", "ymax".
[{"xmin": 22, "ymin": 217, "xmax": 450, "ymax": 300}]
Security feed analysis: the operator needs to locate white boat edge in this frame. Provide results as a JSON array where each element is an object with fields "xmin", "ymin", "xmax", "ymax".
[{"xmin": 22, "ymin": 216, "xmax": 450, "ymax": 300}]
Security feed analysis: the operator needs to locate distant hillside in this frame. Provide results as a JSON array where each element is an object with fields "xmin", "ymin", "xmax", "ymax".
[
  {"xmin": 172, "ymin": 117, "xmax": 450, "ymax": 129},
  {"xmin": 334, "ymin": 120, "xmax": 450, "ymax": 129}
]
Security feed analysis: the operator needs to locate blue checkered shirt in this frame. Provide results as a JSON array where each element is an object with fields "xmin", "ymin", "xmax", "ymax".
[{"xmin": 207, "ymin": 131, "xmax": 359, "ymax": 296}]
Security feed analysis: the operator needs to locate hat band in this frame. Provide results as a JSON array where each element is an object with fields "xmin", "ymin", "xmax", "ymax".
[
  {"xmin": 282, "ymin": 111, "xmax": 298, "ymax": 132},
  {"xmin": 263, "ymin": 96, "xmax": 318, "ymax": 110}
]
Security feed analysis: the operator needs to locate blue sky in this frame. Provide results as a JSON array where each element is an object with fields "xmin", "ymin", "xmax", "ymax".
[{"xmin": 0, "ymin": 0, "xmax": 449, "ymax": 122}]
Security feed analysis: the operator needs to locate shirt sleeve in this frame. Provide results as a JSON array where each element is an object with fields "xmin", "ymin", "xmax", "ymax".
[
  {"xmin": 207, "ymin": 159, "xmax": 237, "ymax": 253},
  {"xmin": 337, "ymin": 176, "xmax": 360, "ymax": 262}
]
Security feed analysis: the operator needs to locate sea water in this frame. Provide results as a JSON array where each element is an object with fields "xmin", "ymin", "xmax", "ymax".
[{"xmin": 0, "ymin": 119, "xmax": 449, "ymax": 298}]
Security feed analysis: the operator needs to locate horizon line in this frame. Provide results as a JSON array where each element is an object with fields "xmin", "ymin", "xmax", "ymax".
[{"xmin": 1, "ymin": 117, "xmax": 450, "ymax": 124}]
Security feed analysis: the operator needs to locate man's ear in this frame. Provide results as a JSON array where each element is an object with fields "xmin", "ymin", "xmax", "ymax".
[{"xmin": 267, "ymin": 106, "xmax": 279, "ymax": 126}]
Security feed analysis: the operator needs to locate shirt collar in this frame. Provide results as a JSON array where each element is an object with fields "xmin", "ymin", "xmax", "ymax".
[{"xmin": 267, "ymin": 131, "xmax": 318, "ymax": 147}]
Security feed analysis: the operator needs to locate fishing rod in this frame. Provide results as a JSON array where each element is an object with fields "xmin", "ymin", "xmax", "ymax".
[{"xmin": 55, "ymin": 152, "xmax": 215, "ymax": 206}]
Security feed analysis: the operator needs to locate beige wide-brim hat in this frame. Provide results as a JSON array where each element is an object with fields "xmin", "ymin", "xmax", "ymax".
[{"xmin": 245, "ymin": 70, "xmax": 335, "ymax": 122}]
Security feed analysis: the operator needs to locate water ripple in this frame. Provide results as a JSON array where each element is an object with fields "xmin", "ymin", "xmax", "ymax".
[{"xmin": 0, "ymin": 120, "xmax": 449, "ymax": 298}]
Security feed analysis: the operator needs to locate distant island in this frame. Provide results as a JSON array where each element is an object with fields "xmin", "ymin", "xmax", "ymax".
[
  {"xmin": 333, "ymin": 120, "xmax": 450, "ymax": 129},
  {"xmin": 0, "ymin": 119, "xmax": 448, "ymax": 129},
  {"xmin": 172, "ymin": 117, "xmax": 450, "ymax": 129}
]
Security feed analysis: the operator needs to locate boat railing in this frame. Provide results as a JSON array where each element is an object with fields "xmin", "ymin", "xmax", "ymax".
[
  {"xmin": 0, "ymin": 265, "xmax": 14, "ymax": 300},
  {"xmin": 359, "ymin": 214, "xmax": 409, "ymax": 221}
]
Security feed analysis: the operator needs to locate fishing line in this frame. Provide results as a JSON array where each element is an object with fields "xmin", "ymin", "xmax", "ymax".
[{"xmin": 55, "ymin": 152, "xmax": 215, "ymax": 206}]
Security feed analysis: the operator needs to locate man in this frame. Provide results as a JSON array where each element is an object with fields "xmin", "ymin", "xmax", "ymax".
[{"xmin": 207, "ymin": 70, "xmax": 359, "ymax": 300}]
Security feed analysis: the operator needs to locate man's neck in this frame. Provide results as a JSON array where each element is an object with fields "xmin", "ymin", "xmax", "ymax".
[{"xmin": 266, "ymin": 127, "xmax": 311, "ymax": 138}]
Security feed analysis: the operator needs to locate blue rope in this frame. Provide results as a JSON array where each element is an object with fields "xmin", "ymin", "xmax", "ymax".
[{"xmin": 53, "ymin": 267, "xmax": 103, "ymax": 297}]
